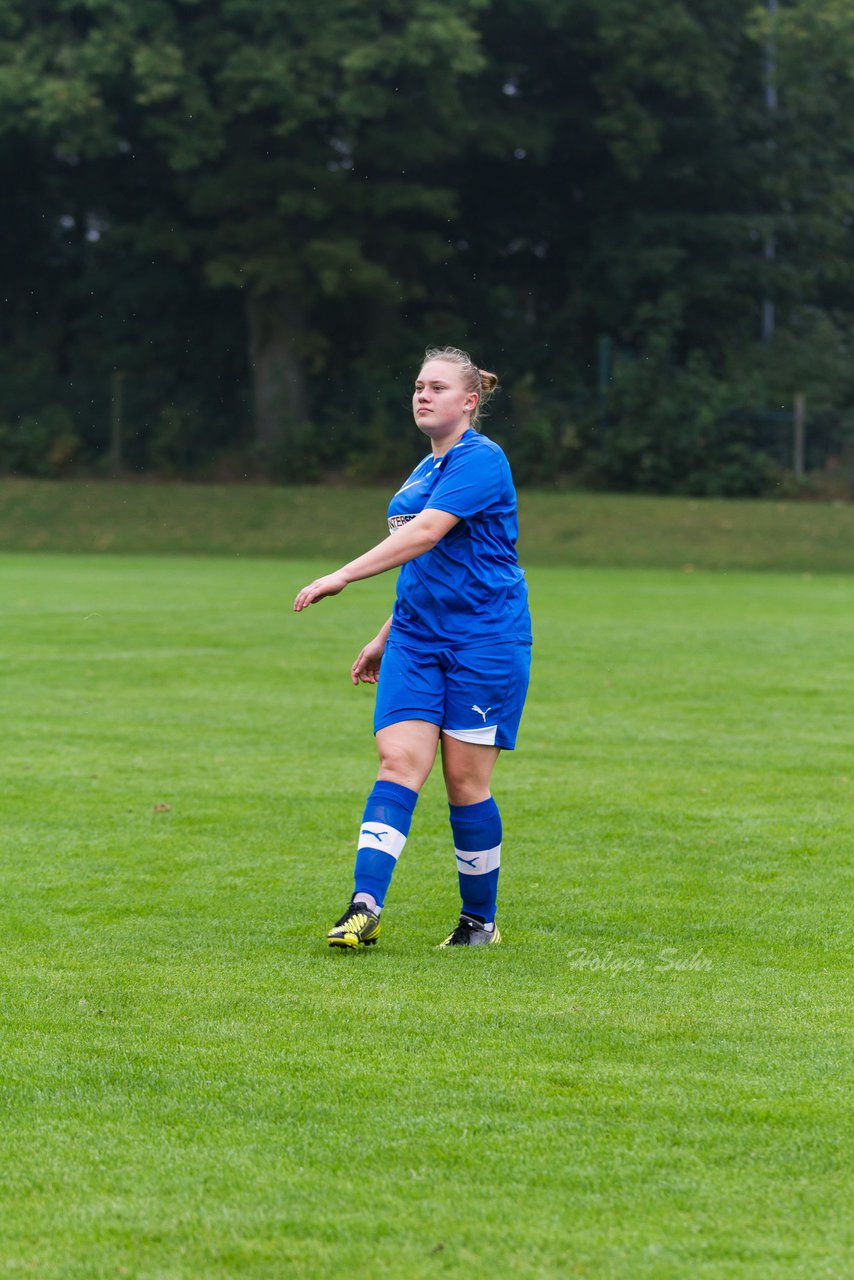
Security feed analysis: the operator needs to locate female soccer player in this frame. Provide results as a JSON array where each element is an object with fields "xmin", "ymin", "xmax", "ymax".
[{"xmin": 293, "ymin": 347, "xmax": 532, "ymax": 948}]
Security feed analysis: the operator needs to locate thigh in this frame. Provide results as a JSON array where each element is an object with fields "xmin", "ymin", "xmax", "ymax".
[
  {"xmin": 440, "ymin": 734, "xmax": 501, "ymax": 806},
  {"xmin": 442, "ymin": 644, "xmax": 532, "ymax": 751},
  {"xmin": 374, "ymin": 640, "xmax": 445, "ymax": 736}
]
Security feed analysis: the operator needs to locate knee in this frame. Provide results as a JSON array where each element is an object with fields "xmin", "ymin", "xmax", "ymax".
[
  {"xmin": 447, "ymin": 783, "xmax": 490, "ymax": 807},
  {"xmin": 444, "ymin": 767, "xmax": 490, "ymax": 807},
  {"xmin": 377, "ymin": 743, "xmax": 423, "ymax": 789}
]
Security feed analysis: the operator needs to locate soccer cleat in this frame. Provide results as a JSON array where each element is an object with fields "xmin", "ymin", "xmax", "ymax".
[
  {"xmin": 327, "ymin": 897, "xmax": 381, "ymax": 949},
  {"xmin": 438, "ymin": 913, "xmax": 501, "ymax": 948}
]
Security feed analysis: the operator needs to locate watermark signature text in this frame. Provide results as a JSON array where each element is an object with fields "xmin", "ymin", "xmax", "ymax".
[{"xmin": 568, "ymin": 946, "xmax": 713, "ymax": 975}]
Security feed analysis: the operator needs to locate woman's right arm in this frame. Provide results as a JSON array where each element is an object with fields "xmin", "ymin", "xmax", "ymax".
[{"xmin": 351, "ymin": 615, "xmax": 393, "ymax": 686}]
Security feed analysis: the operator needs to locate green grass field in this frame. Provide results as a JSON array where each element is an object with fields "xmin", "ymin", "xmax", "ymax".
[
  {"xmin": 1, "ymin": 478, "xmax": 853, "ymax": 571},
  {"xmin": 1, "ymin": 547, "xmax": 852, "ymax": 1278}
]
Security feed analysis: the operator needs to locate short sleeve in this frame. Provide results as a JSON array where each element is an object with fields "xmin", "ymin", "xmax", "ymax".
[{"xmin": 426, "ymin": 445, "xmax": 504, "ymax": 519}]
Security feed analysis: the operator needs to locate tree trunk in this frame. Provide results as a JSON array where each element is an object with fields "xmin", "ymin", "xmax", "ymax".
[{"xmin": 246, "ymin": 291, "xmax": 310, "ymax": 457}]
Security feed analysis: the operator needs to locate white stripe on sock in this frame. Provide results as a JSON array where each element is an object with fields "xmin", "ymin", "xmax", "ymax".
[
  {"xmin": 358, "ymin": 821, "xmax": 407, "ymax": 861},
  {"xmin": 454, "ymin": 844, "xmax": 501, "ymax": 876}
]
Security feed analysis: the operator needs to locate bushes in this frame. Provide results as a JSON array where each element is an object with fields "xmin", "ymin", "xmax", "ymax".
[
  {"xmin": 1, "ymin": 356, "xmax": 849, "ymax": 499},
  {"xmin": 491, "ymin": 373, "xmax": 584, "ymax": 486},
  {"xmin": 0, "ymin": 404, "xmax": 80, "ymax": 478},
  {"xmin": 583, "ymin": 350, "xmax": 778, "ymax": 497}
]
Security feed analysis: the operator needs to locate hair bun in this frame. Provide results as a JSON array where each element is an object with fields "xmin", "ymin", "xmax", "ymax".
[{"xmin": 479, "ymin": 369, "xmax": 499, "ymax": 396}]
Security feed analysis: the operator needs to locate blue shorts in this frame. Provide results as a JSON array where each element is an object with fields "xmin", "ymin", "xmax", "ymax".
[{"xmin": 374, "ymin": 638, "xmax": 532, "ymax": 750}]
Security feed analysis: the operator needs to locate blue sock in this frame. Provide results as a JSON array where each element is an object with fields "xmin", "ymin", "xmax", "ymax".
[
  {"xmin": 449, "ymin": 797, "xmax": 502, "ymax": 924},
  {"xmin": 353, "ymin": 781, "xmax": 418, "ymax": 908}
]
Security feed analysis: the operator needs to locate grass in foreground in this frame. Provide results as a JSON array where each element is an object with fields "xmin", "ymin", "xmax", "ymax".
[
  {"xmin": 1, "ymin": 553, "xmax": 852, "ymax": 1279},
  {"xmin": 0, "ymin": 478, "xmax": 852, "ymax": 571}
]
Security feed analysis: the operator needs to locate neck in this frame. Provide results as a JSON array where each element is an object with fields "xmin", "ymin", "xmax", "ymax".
[{"xmin": 431, "ymin": 422, "xmax": 470, "ymax": 458}]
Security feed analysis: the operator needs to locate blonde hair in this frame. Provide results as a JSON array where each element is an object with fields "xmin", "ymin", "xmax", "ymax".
[{"xmin": 421, "ymin": 346, "xmax": 499, "ymax": 428}]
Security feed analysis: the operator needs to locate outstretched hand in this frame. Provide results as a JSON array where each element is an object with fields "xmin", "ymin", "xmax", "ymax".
[{"xmin": 293, "ymin": 570, "xmax": 349, "ymax": 612}]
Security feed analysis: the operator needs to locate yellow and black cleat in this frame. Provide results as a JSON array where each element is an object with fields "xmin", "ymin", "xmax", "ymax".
[{"xmin": 327, "ymin": 897, "xmax": 381, "ymax": 949}]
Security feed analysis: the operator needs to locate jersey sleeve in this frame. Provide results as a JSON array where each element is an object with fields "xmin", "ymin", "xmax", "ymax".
[{"xmin": 426, "ymin": 445, "xmax": 504, "ymax": 519}]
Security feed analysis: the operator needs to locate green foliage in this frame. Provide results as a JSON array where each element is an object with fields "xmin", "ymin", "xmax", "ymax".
[
  {"xmin": 489, "ymin": 373, "xmax": 584, "ymax": 485},
  {"xmin": 147, "ymin": 400, "xmax": 208, "ymax": 475},
  {"xmin": 0, "ymin": 405, "xmax": 79, "ymax": 477},
  {"xmin": 586, "ymin": 346, "xmax": 777, "ymax": 497},
  {"xmin": 0, "ymin": 0, "xmax": 852, "ymax": 492}
]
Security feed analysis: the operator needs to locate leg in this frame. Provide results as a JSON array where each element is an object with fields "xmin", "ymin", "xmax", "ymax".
[
  {"xmin": 348, "ymin": 721, "xmax": 439, "ymax": 914},
  {"xmin": 436, "ymin": 643, "xmax": 531, "ymax": 941},
  {"xmin": 440, "ymin": 734, "xmax": 500, "ymax": 806},
  {"xmin": 377, "ymin": 719, "xmax": 441, "ymax": 791},
  {"xmin": 441, "ymin": 734, "xmax": 503, "ymax": 929},
  {"xmin": 329, "ymin": 635, "xmax": 444, "ymax": 948}
]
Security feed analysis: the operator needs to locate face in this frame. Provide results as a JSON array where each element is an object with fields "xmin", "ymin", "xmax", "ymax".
[{"xmin": 412, "ymin": 360, "xmax": 477, "ymax": 441}]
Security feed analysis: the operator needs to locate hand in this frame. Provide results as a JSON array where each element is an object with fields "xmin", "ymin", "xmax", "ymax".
[
  {"xmin": 351, "ymin": 634, "xmax": 387, "ymax": 685},
  {"xmin": 293, "ymin": 570, "xmax": 349, "ymax": 612}
]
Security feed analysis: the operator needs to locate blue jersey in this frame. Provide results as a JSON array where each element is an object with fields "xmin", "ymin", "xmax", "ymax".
[{"xmin": 386, "ymin": 429, "xmax": 532, "ymax": 650}]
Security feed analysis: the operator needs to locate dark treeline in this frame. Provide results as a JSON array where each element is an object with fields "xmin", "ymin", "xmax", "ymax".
[{"xmin": 1, "ymin": 0, "xmax": 853, "ymax": 495}]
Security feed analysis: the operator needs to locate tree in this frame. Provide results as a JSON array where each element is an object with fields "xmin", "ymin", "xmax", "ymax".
[
  {"xmin": 1, "ymin": 0, "xmax": 852, "ymax": 490},
  {"xmin": 0, "ymin": 0, "xmax": 487, "ymax": 465}
]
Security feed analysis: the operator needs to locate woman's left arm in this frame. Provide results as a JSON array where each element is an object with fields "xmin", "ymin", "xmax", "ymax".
[{"xmin": 293, "ymin": 508, "xmax": 459, "ymax": 612}]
